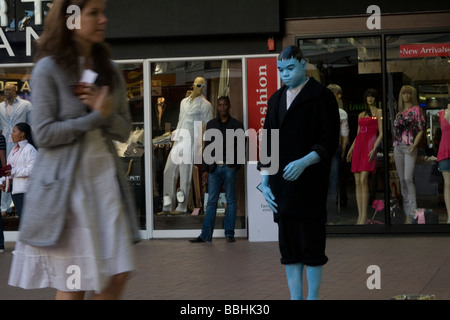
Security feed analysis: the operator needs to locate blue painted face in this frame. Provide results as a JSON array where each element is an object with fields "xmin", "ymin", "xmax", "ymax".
[{"xmin": 277, "ymin": 58, "xmax": 307, "ymax": 90}]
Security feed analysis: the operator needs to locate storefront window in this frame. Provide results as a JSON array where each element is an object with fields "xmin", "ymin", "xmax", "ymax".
[
  {"xmin": 0, "ymin": 63, "xmax": 146, "ymax": 232},
  {"xmin": 0, "ymin": 65, "xmax": 33, "ymax": 231},
  {"xmin": 149, "ymin": 58, "xmax": 246, "ymax": 232},
  {"xmin": 386, "ymin": 33, "xmax": 450, "ymax": 225},
  {"xmin": 299, "ymin": 36, "xmax": 386, "ymax": 226},
  {"xmin": 116, "ymin": 62, "xmax": 146, "ymax": 229},
  {"xmin": 298, "ymin": 32, "xmax": 450, "ymax": 227}
]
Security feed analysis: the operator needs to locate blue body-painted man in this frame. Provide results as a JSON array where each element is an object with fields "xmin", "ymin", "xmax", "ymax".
[{"xmin": 259, "ymin": 46, "xmax": 339, "ymax": 300}]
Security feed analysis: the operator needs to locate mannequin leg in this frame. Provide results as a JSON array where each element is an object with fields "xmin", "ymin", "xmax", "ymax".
[
  {"xmin": 285, "ymin": 262, "xmax": 304, "ymax": 300},
  {"xmin": 162, "ymin": 155, "xmax": 179, "ymax": 212},
  {"xmin": 404, "ymin": 149, "xmax": 418, "ymax": 222},
  {"xmin": 305, "ymin": 265, "xmax": 323, "ymax": 300},
  {"xmin": 394, "ymin": 145, "xmax": 409, "ymax": 223},
  {"xmin": 176, "ymin": 162, "xmax": 194, "ymax": 212},
  {"xmin": 360, "ymin": 171, "xmax": 370, "ymax": 224},
  {"xmin": 354, "ymin": 173, "xmax": 363, "ymax": 224},
  {"xmin": 442, "ymin": 172, "xmax": 450, "ymax": 223}
]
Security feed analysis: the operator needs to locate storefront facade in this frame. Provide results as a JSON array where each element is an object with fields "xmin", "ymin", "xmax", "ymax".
[
  {"xmin": 282, "ymin": 5, "xmax": 450, "ymax": 234},
  {"xmin": 1, "ymin": 0, "xmax": 449, "ymax": 241}
]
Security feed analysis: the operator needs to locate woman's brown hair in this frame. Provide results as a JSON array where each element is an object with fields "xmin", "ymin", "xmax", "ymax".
[{"xmin": 35, "ymin": 0, "xmax": 116, "ymax": 88}]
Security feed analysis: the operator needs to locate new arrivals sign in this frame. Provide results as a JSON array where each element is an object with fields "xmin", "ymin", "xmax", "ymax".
[{"xmin": 400, "ymin": 43, "xmax": 450, "ymax": 58}]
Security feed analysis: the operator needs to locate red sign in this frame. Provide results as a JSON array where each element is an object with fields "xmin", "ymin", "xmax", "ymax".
[
  {"xmin": 246, "ymin": 57, "xmax": 278, "ymax": 161},
  {"xmin": 400, "ymin": 43, "xmax": 450, "ymax": 58}
]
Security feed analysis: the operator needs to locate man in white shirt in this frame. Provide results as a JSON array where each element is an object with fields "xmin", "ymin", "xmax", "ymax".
[{"xmin": 327, "ymin": 84, "xmax": 349, "ymax": 223}]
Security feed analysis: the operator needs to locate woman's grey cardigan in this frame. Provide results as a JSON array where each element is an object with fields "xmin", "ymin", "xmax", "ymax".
[{"xmin": 18, "ymin": 56, "xmax": 140, "ymax": 246}]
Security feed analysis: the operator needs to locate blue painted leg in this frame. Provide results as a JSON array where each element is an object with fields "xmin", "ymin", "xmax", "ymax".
[
  {"xmin": 285, "ymin": 263, "xmax": 304, "ymax": 300},
  {"xmin": 306, "ymin": 265, "xmax": 323, "ymax": 300}
]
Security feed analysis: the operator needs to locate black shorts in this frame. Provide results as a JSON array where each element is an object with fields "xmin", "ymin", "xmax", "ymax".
[{"xmin": 277, "ymin": 215, "xmax": 328, "ymax": 266}]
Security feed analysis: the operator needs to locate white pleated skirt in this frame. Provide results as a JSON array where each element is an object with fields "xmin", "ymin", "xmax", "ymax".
[{"xmin": 8, "ymin": 129, "xmax": 135, "ymax": 293}]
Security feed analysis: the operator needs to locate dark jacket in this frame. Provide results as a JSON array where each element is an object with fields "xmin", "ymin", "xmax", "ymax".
[
  {"xmin": 258, "ymin": 78, "xmax": 340, "ymax": 222},
  {"xmin": 202, "ymin": 115, "xmax": 245, "ymax": 173}
]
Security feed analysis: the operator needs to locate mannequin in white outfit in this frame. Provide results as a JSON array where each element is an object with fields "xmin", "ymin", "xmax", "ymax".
[{"xmin": 162, "ymin": 77, "xmax": 213, "ymax": 213}]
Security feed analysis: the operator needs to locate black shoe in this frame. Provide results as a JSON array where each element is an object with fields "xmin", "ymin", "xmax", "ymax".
[
  {"xmin": 189, "ymin": 237, "xmax": 205, "ymax": 243},
  {"xmin": 226, "ymin": 236, "xmax": 235, "ymax": 243}
]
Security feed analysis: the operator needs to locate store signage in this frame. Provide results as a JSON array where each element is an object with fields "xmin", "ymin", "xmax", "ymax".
[
  {"xmin": 399, "ymin": 43, "xmax": 450, "ymax": 58},
  {"xmin": 0, "ymin": 80, "xmax": 30, "ymax": 92},
  {"xmin": 0, "ymin": 0, "xmax": 51, "ymax": 58},
  {"xmin": 0, "ymin": 26, "xmax": 39, "ymax": 56},
  {"xmin": 246, "ymin": 57, "xmax": 278, "ymax": 242},
  {"xmin": 246, "ymin": 57, "xmax": 278, "ymax": 161}
]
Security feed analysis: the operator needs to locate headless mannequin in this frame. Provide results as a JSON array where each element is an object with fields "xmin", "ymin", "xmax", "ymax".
[
  {"xmin": 346, "ymin": 93, "xmax": 383, "ymax": 224},
  {"xmin": 162, "ymin": 77, "xmax": 212, "ymax": 213},
  {"xmin": 441, "ymin": 104, "xmax": 450, "ymax": 223}
]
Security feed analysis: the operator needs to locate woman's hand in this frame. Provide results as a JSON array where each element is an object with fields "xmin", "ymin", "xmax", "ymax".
[
  {"xmin": 4, "ymin": 169, "xmax": 11, "ymax": 177},
  {"xmin": 77, "ymin": 83, "xmax": 113, "ymax": 118}
]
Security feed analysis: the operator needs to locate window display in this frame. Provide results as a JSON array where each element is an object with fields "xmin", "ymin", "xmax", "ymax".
[
  {"xmin": 0, "ymin": 65, "xmax": 33, "ymax": 233},
  {"xmin": 386, "ymin": 33, "xmax": 450, "ymax": 225},
  {"xmin": 150, "ymin": 59, "xmax": 246, "ymax": 232},
  {"xmin": 116, "ymin": 62, "xmax": 146, "ymax": 230},
  {"xmin": 299, "ymin": 32, "xmax": 450, "ymax": 226},
  {"xmin": 299, "ymin": 36, "xmax": 386, "ymax": 226},
  {"xmin": 1, "ymin": 63, "xmax": 146, "ymax": 232}
]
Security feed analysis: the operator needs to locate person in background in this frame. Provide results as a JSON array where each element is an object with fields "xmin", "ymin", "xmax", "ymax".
[
  {"xmin": 1, "ymin": 123, "xmax": 37, "ymax": 218},
  {"xmin": 190, "ymin": 96, "xmax": 244, "ymax": 243},
  {"xmin": 326, "ymin": 84, "xmax": 349, "ymax": 224},
  {"xmin": 0, "ymin": 83, "xmax": 32, "ymax": 217},
  {"xmin": 0, "ymin": 133, "xmax": 7, "ymax": 253},
  {"xmin": 8, "ymin": 0, "xmax": 140, "ymax": 300}
]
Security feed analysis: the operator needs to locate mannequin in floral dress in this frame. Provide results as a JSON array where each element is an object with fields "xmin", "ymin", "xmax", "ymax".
[{"xmin": 392, "ymin": 85, "xmax": 425, "ymax": 223}]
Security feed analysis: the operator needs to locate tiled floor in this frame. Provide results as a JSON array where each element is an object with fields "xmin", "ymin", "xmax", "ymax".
[{"xmin": 1, "ymin": 235, "xmax": 450, "ymax": 300}]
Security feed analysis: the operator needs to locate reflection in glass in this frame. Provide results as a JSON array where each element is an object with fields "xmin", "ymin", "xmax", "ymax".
[
  {"xmin": 116, "ymin": 63, "xmax": 146, "ymax": 229},
  {"xmin": 299, "ymin": 36, "xmax": 385, "ymax": 226}
]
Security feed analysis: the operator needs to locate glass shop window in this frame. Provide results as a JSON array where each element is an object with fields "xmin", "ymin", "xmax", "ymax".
[
  {"xmin": 115, "ymin": 62, "xmax": 146, "ymax": 230},
  {"xmin": 0, "ymin": 65, "xmax": 33, "ymax": 231},
  {"xmin": 386, "ymin": 33, "xmax": 450, "ymax": 225},
  {"xmin": 298, "ymin": 36, "xmax": 386, "ymax": 226},
  {"xmin": 150, "ymin": 59, "xmax": 246, "ymax": 231}
]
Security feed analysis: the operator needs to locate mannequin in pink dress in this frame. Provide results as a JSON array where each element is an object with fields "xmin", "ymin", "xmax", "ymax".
[
  {"xmin": 437, "ymin": 102, "xmax": 450, "ymax": 223},
  {"xmin": 346, "ymin": 89, "xmax": 383, "ymax": 224}
]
